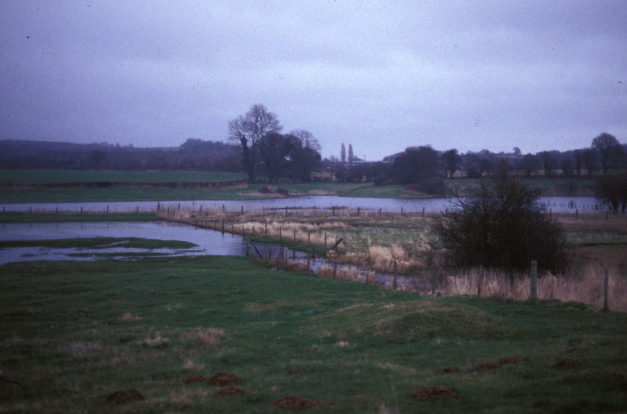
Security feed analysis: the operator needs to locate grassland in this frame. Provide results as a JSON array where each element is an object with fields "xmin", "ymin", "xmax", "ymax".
[
  {"xmin": 165, "ymin": 206, "xmax": 627, "ymax": 311},
  {"xmin": 0, "ymin": 169, "xmax": 597, "ymax": 203},
  {"xmin": 0, "ymin": 169, "xmax": 246, "ymax": 184},
  {"xmin": 1, "ymin": 256, "xmax": 626, "ymax": 413}
]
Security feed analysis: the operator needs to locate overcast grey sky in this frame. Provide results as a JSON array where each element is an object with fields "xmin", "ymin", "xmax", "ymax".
[{"xmin": 1, "ymin": 1, "xmax": 625, "ymax": 160}]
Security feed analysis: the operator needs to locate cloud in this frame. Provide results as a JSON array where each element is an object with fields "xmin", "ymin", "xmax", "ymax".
[{"xmin": 1, "ymin": 0, "xmax": 626, "ymax": 159}]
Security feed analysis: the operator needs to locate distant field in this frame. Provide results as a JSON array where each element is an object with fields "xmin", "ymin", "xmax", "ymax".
[
  {"xmin": 0, "ymin": 169, "xmax": 597, "ymax": 203},
  {"xmin": 0, "ymin": 169, "xmax": 246, "ymax": 184}
]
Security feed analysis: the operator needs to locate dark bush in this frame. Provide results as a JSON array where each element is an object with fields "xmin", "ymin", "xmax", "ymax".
[
  {"xmin": 595, "ymin": 174, "xmax": 627, "ymax": 213},
  {"xmin": 436, "ymin": 173, "xmax": 568, "ymax": 272},
  {"xmin": 405, "ymin": 178, "xmax": 447, "ymax": 196}
]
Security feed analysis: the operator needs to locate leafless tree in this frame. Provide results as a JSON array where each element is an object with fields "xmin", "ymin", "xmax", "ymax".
[
  {"xmin": 592, "ymin": 132, "xmax": 624, "ymax": 175},
  {"xmin": 228, "ymin": 104, "xmax": 282, "ymax": 182}
]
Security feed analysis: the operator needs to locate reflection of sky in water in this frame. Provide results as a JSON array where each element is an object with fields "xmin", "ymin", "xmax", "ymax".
[
  {"xmin": 0, "ymin": 196, "xmax": 603, "ymax": 214},
  {"xmin": 0, "ymin": 221, "xmax": 247, "ymax": 265}
]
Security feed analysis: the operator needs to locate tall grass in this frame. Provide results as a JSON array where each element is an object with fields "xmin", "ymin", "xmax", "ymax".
[{"xmin": 442, "ymin": 265, "xmax": 627, "ymax": 312}]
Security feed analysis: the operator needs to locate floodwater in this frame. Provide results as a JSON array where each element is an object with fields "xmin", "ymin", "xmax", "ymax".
[
  {"xmin": 0, "ymin": 221, "xmax": 247, "ymax": 265},
  {"xmin": 0, "ymin": 195, "xmax": 605, "ymax": 214}
]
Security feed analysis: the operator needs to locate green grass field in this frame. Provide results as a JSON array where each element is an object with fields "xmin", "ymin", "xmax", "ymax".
[
  {"xmin": 0, "ymin": 169, "xmax": 597, "ymax": 203},
  {"xmin": 0, "ymin": 169, "xmax": 246, "ymax": 184},
  {"xmin": 1, "ymin": 255, "xmax": 625, "ymax": 413}
]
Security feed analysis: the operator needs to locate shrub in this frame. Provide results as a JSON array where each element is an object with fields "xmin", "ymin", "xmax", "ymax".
[
  {"xmin": 436, "ymin": 172, "xmax": 568, "ymax": 272},
  {"xmin": 594, "ymin": 174, "xmax": 627, "ymax": 213}
]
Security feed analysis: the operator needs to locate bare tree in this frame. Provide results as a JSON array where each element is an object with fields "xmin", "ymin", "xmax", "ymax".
[
  {"xmin": 290, "ymin": 129, "xmax": 321, "ymax": 152},
  {"xmin": 437, "ymin": 172, "xmax": 567, "ymax": 272},
  {"xmin": 582, "ymin": 149, "xmax": 598, "ymax": 178},
  {"xmin": 592, "ymin": 132, "xmax": 624, "ymax": 175},
  {"xmin": 228, "ymin": 104, "xmax": 282, "ymax": 182}
]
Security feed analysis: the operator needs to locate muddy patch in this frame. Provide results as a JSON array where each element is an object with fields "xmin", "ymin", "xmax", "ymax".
[
  {"xmin": 411, "ymin": 386, "xmax": 459, "ymax": 401},
  {"xmin": 209, "ymin": 372, "xmax": 241, "ymax": 386},
  {"xmin": 104, "ymin": 389, "xmax": 145, "ymax": 404},
  {"xmin": 553, "ymin": 358, "xmax": 580, "ymax": 369},
  {"xmin": 183, "ymin": 375, "xmax": 207, "ymax": 384},
  {"xmin": 271, "ymin": 395, "xmax": 335, "ymax": 410},
  {"xmin": 216, "ymin": 386, "xmax": 246, "ymax": 397}
]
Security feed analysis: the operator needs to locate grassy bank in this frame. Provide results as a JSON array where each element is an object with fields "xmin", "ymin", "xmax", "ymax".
[
  {"xmin": 1, "ymin": 256, "xmax": 626, "ymax": 413},
  {"xmin": 0, "ymin": 212, "xmax": 157, "ymax": 223}
]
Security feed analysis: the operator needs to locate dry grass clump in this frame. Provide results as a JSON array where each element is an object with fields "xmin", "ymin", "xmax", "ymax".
[
  {"xmin": 70, "ymin": 341, "xmax": 102, "ymax": 357},
  {"xmin": 182, "ymin": 327, "xmax": 225, "ymax": 347},
  {"xmin": 182, "ymin": 358, "xmax": 206, "ymax": 371},
  {"xmin": 142, "ymin": 333, "xmax": 170, "ymax": 348},
  {"xmin": 442, "ymin": 266, "xmax": 627, "ymax": 312},
  {"xmin": 121, "ymin": 312, "xmax": 142, "ymax": 321},
  {"xmin": 317, "ymin": 264, "xmax": 360, "ymax": 282}
]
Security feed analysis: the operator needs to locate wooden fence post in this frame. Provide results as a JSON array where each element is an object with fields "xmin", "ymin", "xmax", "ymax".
[
  {"xmin": 603, "ymin": 268, "xmax": 609, "ymax": 312},
  {"xmin": 477, "ymin": 266, "xmax": 483, "ymax": 297},
  {"xmin": 393, "ymin": 261, "xmax": 398, "ymax": 289},
  {"xmin": 529, "ymin": 260, "xmax": 538, "ymax": 301}
]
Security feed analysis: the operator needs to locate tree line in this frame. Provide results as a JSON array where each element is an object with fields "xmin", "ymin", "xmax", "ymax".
[{"xmin": 0, "ymin": 138, "xmax": 241, "ymax": 171}]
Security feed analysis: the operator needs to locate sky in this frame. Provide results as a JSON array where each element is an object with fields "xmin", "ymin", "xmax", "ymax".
[{"xmin": 0, "ymin": 1, "xmax": 625, "ymax": 161}]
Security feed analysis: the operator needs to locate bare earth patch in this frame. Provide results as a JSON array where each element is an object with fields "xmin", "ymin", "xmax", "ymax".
[
  {"xmin": 271, "ymin": 395, "xmax": 335, "ymax": 410},
  {"xmin": 411, "ymin": 386, "xmax": 459, "ymax": 401},
  {"xmin": 183, "ymin": 375, "xmax": 207, "ymax": 384},
  {"xmin": 104, "ymin": 389, "xmax": 145, "ymax": 404},
  {"xmin": 553, "ymin": 358, "xmax": 580, "ymax": 369},
  {"xmin": 473, "ymin": 356, "xmax": 524, "ymax": 372},
  {"xmin": 442, "ymin": 365, "xmax": 460, "ymax": 373},
  {"xmin": 209, "ymin": 372, "xmax": 241, "ymax": 386},
  {"xmin": 472, "ymin": 361, "xmax": 502, "ymax": 372},
  {"xmin": 215, "ymin": 386, "xmax": 246, "ymax": 397}
]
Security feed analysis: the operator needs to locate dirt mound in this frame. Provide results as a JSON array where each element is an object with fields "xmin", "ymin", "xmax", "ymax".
[
  {"xmin": 271, "ymin": 395, "xmax": 334, "ymax": 410},
  {"xmin": 602, "ymin": 373, "xmax": 625, "ymax": 380},
  {"xmin": 442, "ymin": 366, "xmax": 460, "ymax": 373},
  {"xmin": 473, "ymin": 356, "xmax": 524, "ymax": 372},
  {"xmin": 553, "ymin": 358, "xmax": 580, "ymax": 369},
  {"xmin": 473, "ymin": 361, "xmax": 502, "ymax": 372},
  {"xmin": 216, "ymin": 387, "xmax": 246, "ymax": 397},
  {"xmin": 104, "ymin": 389, "xmax": 145, "ymax": 404},
  {"xmin": 209, "ymin": 372, "xmax": 241, "ymax": 386},
  {"xmin": 498, "ymin": 356, "xmax": 524, "ymax": 365},
  {"xmin": 411, "ymin": 386, "xmax": 459, "ymax": 401},
  {"xmin": 184, "ymin": 375, "xmax": 207, "ymax": 384}
]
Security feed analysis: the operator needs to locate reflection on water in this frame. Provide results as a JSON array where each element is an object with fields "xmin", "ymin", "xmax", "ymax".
[
  {"xmin": 0, "ymin": 196, "xmax": 605, "ymax": 214},
  {"xmin": 0, "ymin": 221, "xmax": 247, "ymax": 265}
]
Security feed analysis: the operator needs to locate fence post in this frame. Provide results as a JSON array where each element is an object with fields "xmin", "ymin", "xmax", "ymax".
[
  {"xmin": 293, "ymin": 229, "xmax": 296, "ymax": 241},
  {"xmin": 393, "ymin": 261, "xmax": 398, "ymax": 290},
  {"xmin": 529, "ymin": 260, "xmax": 538, "ymax": 301},
  {"xmin": 324, "ymin": 233, "xmax": 327, "ymax": 248},
  {"xmin": 603, "ymin": 268, "xmax": 609, "ymax": 312},
  {"xmin": 477, "ymin": 265, "xmax": 483, "ymax": 297},
  {"xmin": 221, "ymin": 219, "xmax": 225, "ymax": 234}
]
